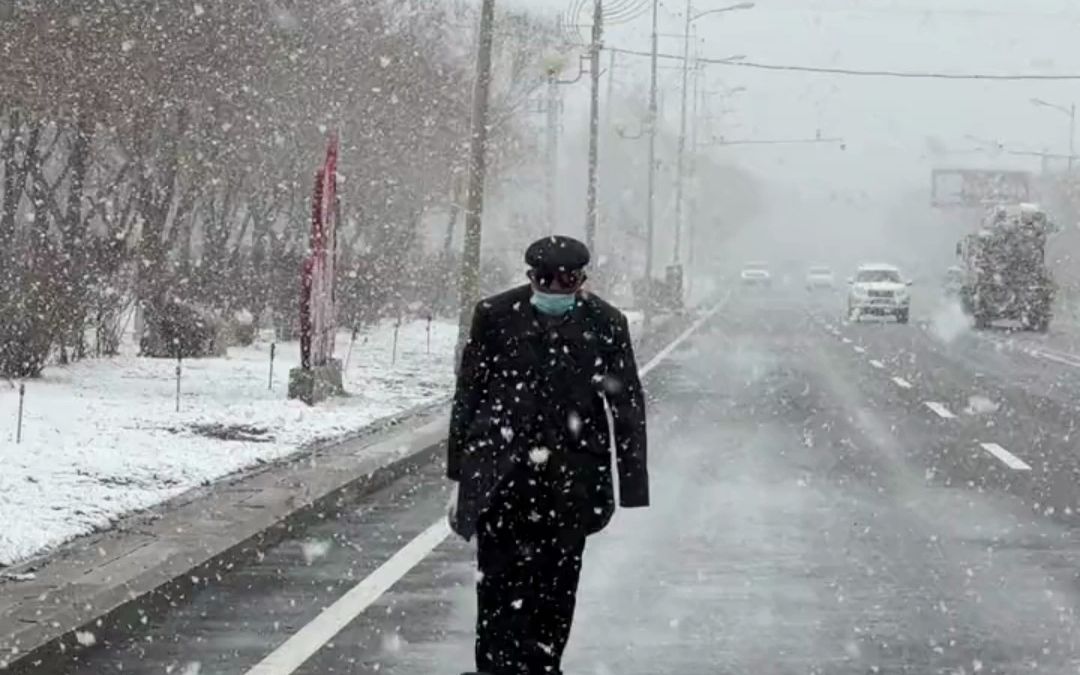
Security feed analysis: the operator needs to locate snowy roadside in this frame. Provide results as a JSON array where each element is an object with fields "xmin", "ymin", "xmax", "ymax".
[
  {"xmin": 0, "ymin": 306, "xmax": 654, "ymax": 568},
  {"xmin": 0, "ymin": 320, "xmax": 458, "ymax": 567}
]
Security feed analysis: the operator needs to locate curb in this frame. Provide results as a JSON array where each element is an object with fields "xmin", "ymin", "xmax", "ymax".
[{"xmin": 0, "ymin": 311, "xmax": 696, "ymax": 673}]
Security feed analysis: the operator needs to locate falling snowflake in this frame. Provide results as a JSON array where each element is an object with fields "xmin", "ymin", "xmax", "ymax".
[
  {"xmin": 963, "ymin": 395, "xmax": 999, "ymax": 415},
  {"xmin": 381, "ymin": 632, "xmax": 404, "ymax": 653},
  {"xmin": 567, "ymin": 411, "xmax": 582, "ymax": 435},
  {"xmin": 301, "ymin": 539, "xmax": 332, "ymax": 564}
]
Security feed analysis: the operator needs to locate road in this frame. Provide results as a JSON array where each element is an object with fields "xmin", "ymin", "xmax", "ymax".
[{"xmin": 50, "ymin": 288, "xmax": 1080, "ymax": 674}]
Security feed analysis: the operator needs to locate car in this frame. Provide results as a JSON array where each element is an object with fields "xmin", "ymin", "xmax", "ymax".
[
  {"xmin": 740, "ymin": 262, "xmax": 772, "ymax": 287},
  {"xmin": 805, "ymin": 266, "xmax": 836, "ymax": 290},
  {"xmin": 847, "ymin": 263, "xmax": 912, "ymax": 323}
]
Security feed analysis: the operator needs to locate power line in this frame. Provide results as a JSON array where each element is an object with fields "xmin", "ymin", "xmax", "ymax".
[
  {"xmin": 715, "ymin": 60, "xmax": 1080, "ymax": 80},
  {"xmin": 603, "ymin": 46, "xmax": 1080, "ymax": 80}
]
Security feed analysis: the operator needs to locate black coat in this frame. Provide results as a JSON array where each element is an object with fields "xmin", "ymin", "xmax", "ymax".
[{"xmin": 447, "ymin": 284, "xmax": 649, "ymax": 541}]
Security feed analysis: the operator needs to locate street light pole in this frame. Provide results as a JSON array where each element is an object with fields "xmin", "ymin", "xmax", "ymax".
[
  {"xmin": 1070, "ymin": 103, "xmax": 1076, "ymax": 172},
  {"xmin": 686, "ymin": 39, "xmax": 701, "ymax": 300},
  {"xmin": 673, "ymin": 2, "xmax": 753, "ymax": 274},
  {"xmin": 545, "ymin": 69, "xmax": 559, "ymax": 233},
  {"xmin": 672, "ymin": 0, "xmax": 693, "ymax": 265},
  {"xmin": 645, "ymin": 0, "xmax": 659, "ymax": 315},
  {"xmin": 1031, "ymin": 97, "xmax": 1077, "ymax": 173},
  {"xmin": 585, "ymin": 0, "xmax": 602, "ymax": 253},
  {"xmin": 456, "ymin": 0, "xmax": 497, "ymax": 363}
]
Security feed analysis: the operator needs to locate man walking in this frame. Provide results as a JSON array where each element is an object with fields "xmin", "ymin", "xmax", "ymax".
[{"xmin": 447, "ymin": 235, "xmax": 650, "ymax": 675}]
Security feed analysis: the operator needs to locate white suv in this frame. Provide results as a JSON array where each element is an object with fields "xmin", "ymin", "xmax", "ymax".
[
  {"xmin": 847, "ymin": 264, "xmax": 912, "ymax": 323},
  {"xmin": 739, "ymin": 262, "xmax": 772, "ymax": 287}
]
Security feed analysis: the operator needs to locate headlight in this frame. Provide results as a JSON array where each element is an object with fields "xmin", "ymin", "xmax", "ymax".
[{"xmin": 852, "ymin": 286, "xmax": 869, "ymax": 297}]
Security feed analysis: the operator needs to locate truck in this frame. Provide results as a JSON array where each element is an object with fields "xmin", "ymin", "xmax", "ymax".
[{"xmin": 956, "ymin": 203, "xmax": 1055, "ymax": 332}]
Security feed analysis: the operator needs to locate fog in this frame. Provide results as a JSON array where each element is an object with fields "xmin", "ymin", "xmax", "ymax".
[
  {"xmin": 499, "ymin": 0, "xmax": 1080, "ymax": 282},
  {"xmin": 11, "ymin": 3, "xmax": 1080, "ymax": 673}
]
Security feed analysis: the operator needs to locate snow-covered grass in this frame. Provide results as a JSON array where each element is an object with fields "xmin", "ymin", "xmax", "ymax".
[{"xmin": 0, "ymin": 319, "xmax": 458, "ymax": 566}]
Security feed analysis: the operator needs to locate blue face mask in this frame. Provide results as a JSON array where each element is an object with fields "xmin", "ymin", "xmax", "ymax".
[{"xmin": 531, "ymin": 290, "xmax": 577, "ymax": 316}]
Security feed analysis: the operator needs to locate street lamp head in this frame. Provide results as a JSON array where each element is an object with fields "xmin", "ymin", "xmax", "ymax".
[
  {"xmin": 692, "ymin": 2, "xmax": 756, "ymax": 21},
  {"xmin": 1030, "ymin": 97, "xmax": 1073, "ymax": 117}
]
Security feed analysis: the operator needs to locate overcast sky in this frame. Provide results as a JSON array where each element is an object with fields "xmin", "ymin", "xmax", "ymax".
[
  {"xmin": 495, "ymin": 0, "xmax": 1080, "ymax": 267},
  {"xmin": 508, "ymin": 0, "xmax": 1080, "ymax": 189}
]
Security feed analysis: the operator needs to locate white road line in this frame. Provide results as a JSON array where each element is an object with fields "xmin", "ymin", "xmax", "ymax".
[
  {"xmin": 924, "ymin": 401, "xmax": 956, "ymax": 419},
  {"xmin": 853, "ymin": 346, "xmax": 866, "ymax": 354},
  {"xmin": 869, "ymin": 359, "xmax": 885, "ymax": 369},
  {"xmin": 1029, "ymin": 348, "xmax": 1080, "ymax": 370},
  {"xmin": 242, "ymin": 304, "xmax": 722, "ymax": 675},
  {"xmin": 640, "ymin": 302, "xmax": 724, "ymax": 375},
  {"xmin": 892, "ymin": 377, "xmax": 913, "ymax": 389},
  {"xmin": 244, "ymin": 520, "xmax": 450, "ymax": 675},
  {"xmin": 841, "ymin": 337, "xmax": 852, "ymax": 344},
  {"xmin": 980, "ymin": 442, "xmax": 1032, "ymax": 471}
]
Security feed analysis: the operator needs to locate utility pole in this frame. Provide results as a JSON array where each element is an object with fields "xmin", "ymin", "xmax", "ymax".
[
  {"xmin": 645, "ymin": 0, "xmax": 659, "ymax": 315},
  {"xmin": 456, "ymin": 0, "xmax": 497, "ymax": 362},
  {"xmin": 584, "ymin": 0, "xmax": 603, "ymax": 254},
  {"xmin": 545, "ymin": 69, "xmax": 560, "ymax": 233}
]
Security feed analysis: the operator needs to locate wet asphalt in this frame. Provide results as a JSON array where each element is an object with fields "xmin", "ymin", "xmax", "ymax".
[{"xmin": 50, "ymin": 289, "xmax": 1080, "ymax": 674}]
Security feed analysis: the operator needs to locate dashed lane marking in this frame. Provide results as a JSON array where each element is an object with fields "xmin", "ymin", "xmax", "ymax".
[
  {"xmin": 869, "ymin": 359, "xmax": 885, "ymax": 369},
  {"xmin": 979, "ymin": 442, "xmax": 1032, "ymax": 471},
  {"xmin": 924, "ymin": 402, "xmax": 956, "ymax": 419},
  {"xmin": 853, "ymin": 346, "xmax": 866, "ymax": 354},
  {"xmin": 892, "ymin": 377, "xmax": 913, "ymax": 389}
]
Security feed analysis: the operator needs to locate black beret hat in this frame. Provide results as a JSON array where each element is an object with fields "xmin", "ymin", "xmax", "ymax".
[{"xmin": 524, "ymin": 235, "xmax": 591, "ymax": 272}]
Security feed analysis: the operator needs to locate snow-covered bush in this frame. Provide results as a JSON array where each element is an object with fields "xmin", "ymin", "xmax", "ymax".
[{"xmin": 139, "ymin": 298, "xmax": 227, "ymax": 359}]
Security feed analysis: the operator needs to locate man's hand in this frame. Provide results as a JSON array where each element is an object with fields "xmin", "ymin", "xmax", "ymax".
[{"xmin": 446, "ymin": 483, "xmax": 459, "ymax": 529}]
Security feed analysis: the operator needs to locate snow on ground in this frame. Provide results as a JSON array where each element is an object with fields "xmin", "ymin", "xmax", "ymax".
[{"xmin": 0, "ymin": 319, "xmax": 457, "ymax": 566}]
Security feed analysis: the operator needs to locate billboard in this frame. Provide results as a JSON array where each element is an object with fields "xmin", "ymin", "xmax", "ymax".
[{"xmin": 931, "ymin": 169, "xmax": 1032, "ymax": 208}]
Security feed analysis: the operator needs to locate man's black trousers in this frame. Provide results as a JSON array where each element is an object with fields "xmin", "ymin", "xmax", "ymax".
[{"xmin": 474, "ymin": 471, "xmax": 587, "ymax": 675}]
